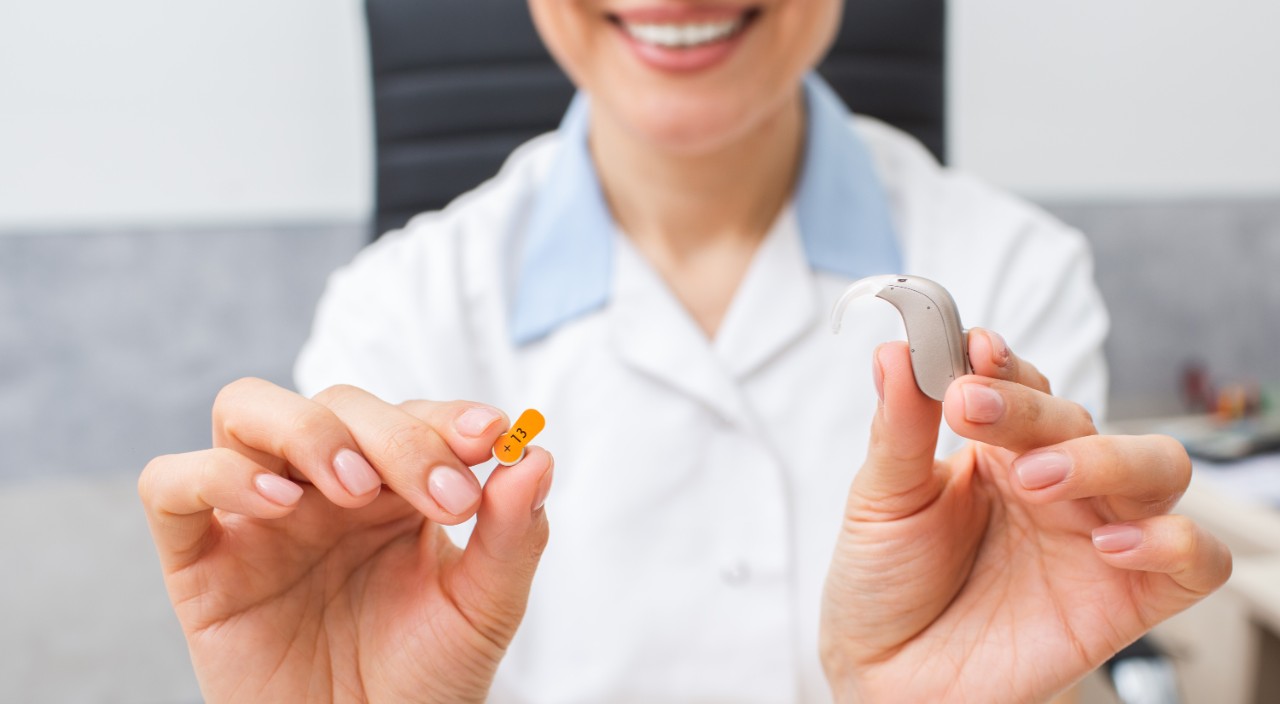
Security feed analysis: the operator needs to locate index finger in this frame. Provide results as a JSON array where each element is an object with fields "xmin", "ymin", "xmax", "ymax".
[
  {"xmin": 943, "ymin": 376, "xmax": 1098, "ymax": 454},
  {"xmin": 314, "ymin": 387, "xmax": 504, "ymax": 525}
]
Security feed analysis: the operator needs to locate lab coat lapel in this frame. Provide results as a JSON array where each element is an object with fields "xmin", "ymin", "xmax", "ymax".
[
  {"xmin": 714, "ymin": 209, "xmax": 820, "ymax": 380},
  {"xmin": 609, "ymin": 237, "xmax": 753, "ymax": 428}
]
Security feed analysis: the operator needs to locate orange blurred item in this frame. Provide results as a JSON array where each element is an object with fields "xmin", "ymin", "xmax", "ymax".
[{"xmin": 493, "ymin": 408, "xmax": 546, "ymax": 466}]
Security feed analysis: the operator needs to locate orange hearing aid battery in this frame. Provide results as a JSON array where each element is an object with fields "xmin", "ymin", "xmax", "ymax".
[{"xmin": 492, "ymin": 409, "xmax": 545, "ymax": 466}]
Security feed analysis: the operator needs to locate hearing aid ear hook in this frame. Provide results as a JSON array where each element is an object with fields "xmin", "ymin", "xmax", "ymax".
[{"xmin": 830, "ymin": 275, "xmax": 972, "ymax": 402}]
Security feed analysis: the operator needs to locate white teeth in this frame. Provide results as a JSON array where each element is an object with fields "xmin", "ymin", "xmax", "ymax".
[{"xmin": 623, "ymin": 18, "xmax": 743, "ymax": 48}]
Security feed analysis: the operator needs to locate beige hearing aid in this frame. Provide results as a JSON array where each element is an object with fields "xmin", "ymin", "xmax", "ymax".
[{"xmin": 830, "ymin": 275, "xmax": 972, "ymax": 401}]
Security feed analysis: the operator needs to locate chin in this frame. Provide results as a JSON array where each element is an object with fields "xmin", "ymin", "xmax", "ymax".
[{"xmin": 605, "ymin": 84, "xmax": 791, "ymax": 157}]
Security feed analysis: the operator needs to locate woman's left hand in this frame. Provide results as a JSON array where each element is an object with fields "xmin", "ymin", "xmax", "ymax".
[{"xmin": 819, "ymin": 329, "xmax": 1232, "ymax": 703}]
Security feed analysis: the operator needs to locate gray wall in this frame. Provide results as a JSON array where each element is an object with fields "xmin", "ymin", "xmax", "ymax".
[
  {"xmin": 1046, "ymin": 199, "xmax": 1280, "ymax": 418},
  {"xmin": 1, "ymin": 223, "xmax": 366, "ymax": 480}
]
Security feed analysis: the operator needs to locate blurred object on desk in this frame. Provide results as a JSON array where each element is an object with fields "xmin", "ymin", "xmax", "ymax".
[
  {"xmin": 1181, "ymin": 361, "xmax": 1213, "ymax": 415},
  {"xmin": 1177, "ymin": 415, "xmax": 1280, "ymax": 463},
  {"xmin": 1107, "ymin": 415, "xmax": 1280, "ymax": 507},
  {"xmin": 1140, "ymin": 413, "xmax": 1280, "ymax": 464}
]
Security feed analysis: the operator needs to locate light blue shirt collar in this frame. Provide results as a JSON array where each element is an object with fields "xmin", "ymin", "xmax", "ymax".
[{"xmin": 509, "ymin": 74, "xmax": 900, "ymax": 345}]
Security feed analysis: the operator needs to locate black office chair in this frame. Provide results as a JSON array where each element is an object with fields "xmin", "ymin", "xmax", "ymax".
[{"xmin": 364, "ymin": 0, "xmax": 946, "ymax": 237}]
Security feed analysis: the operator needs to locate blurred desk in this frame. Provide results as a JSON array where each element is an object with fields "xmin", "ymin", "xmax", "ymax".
[
  {"xmin": 1146, "ymin": 452, "xmax": 1280, "ymax": 704},
  {"xmin": 1191, "ymin": 454, "xmax": 1280, "ymax": 510}
]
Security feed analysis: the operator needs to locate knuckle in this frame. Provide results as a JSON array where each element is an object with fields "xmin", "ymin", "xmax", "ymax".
[
  {"xmin": 213, "ymin": 377, "xmax": 266, "ymax": 417},
  {"xmin": 397, "ymin": 399, "xmax": 430, "ymax": 416},
  {"xmin": 378, "ymin": 420, "xmax": 442, "ymax": 465},
  {"xmin": 398, "ymin": 398, "xmax": 456, "ymax": 423},
  {"xmin": 1167, "ymin": 515, "xmax": 1200, "ymax": 561},
  {"xmin": 1017, "ymin": 391, "xmax": 1043, "ymax": 425},
  {"xmin": 311, "ymin": 383, "xmax": 360, "ymax": 406},
  {"xmin": 290, "ymin": 404, "xmax": 341, "ymax": 441}
]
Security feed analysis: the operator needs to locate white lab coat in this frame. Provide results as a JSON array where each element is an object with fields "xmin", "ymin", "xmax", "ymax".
[{"xmin": 296, "ymin": 88, "xmax": 1108, "ymax": 703}]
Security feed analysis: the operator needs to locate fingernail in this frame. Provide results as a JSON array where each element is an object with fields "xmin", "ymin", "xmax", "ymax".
[
  {"xmin": 456, "ymin": 407, "xmax": 501, "ymax": 438},
  {"xmin": 334, "ymin": 448, "xmax": 381, "ymax": 496},
  {"xmin": 428, "ymin": 466, "xmax": 480, "ymax": 515},
  {"xmin": 986, "ymin": 330, "xmax": 1011, "ymax": 367},
  {"xmin": 1014, "ymin": 451, "xmax": 1071, "ymax": 490},
  {"xmin": 255, "ymin": 473, "xmax": 303, "ymax": 506},
  {"xmin": 532, "ymin": 464, "xmax": 554, "ymax": 514},
  {"xmin": 1092, "ymin": 524, "xmax": 1144, "ymax": 553},
  {"xmin": 872, "ymin": 348, "xmax": 885, "ymax": 404},
  {"xmin": 962, "ymin": 384, "xmax": 1005, "ymax": 423}
]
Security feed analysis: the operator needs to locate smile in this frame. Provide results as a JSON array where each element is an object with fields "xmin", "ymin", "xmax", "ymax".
[
  {"xmin": 607, "ymin": 7, "xmax": 760, "ymax": 50},
  {"xmin": 621, "ymin": 18, "xmax": 744, "ymax": 49}
]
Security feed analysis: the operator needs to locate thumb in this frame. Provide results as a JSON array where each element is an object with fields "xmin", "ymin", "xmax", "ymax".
[
  {"xmin": 849, "ymin": 342, "xmax": 946, "ymax": 519},
  {"xmin": 451, "ymin": 446, "xmax": 553, "ymax": 647}
]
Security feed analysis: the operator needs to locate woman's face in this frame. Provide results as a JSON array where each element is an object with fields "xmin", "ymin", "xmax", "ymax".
[{"xmin": 529, "ymin": 0, "xmax": 842, "ymax": 155}]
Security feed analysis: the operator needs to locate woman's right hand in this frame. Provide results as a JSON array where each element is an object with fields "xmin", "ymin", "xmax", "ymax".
[{"xmin": 139, "ymin": 378, "xmax": 553, "ymax": 704}]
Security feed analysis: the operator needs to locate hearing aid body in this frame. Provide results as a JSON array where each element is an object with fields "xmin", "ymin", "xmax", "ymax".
[{"xmin": 830, "ymin": 275, "xmax": 972, "ymax": 401}]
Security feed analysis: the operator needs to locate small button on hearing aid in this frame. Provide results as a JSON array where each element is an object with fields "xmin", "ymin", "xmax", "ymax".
[{"xmin": 492, "ymin": 409, "xmax": 546, "ymax": 466}]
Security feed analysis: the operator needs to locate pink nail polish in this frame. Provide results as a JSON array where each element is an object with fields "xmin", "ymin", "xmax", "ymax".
[
  {"xmin": 1014, "ymin": 452, "xmax": 1071, "ymax": 490},
  {"xmin": 456, "ymin": 407, "xmax": 501, "ymax": 438},
  {"xmin": 428, "ymin": 466, "xmax": 480, "ymax": 515},
  {"xmin": 255, "ymin": 473, "xmax": 303, "ymax": 506},
  {"xmin": 986, "ymin": 330, "xmax": 1011, "ymax": 367},
  {"xmin": 1092, "ymin": 524, "xmax": 1144, "ymax": 553},
  {"xmin": 334, "ymin": 449, "xmax": 381, "ymax": 496},
  {"xmin": 962, "ymin": 384, "xmax": 1005, "ymax": 423}
]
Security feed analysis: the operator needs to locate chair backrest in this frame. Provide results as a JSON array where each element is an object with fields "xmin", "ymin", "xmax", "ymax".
[{"xmin": 366, "ymin": 0, "xmax": 946, "ymax": 237}]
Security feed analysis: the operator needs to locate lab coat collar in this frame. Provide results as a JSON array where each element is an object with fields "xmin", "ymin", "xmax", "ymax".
[
  {"xmin": 608, "ymin": 235, "xmax": 756, "ymax": 427},
  {"xmin": 509, "ymin": 73, "xmax": 901, "ymax": 346},
  {"xmin": 713, "ymin": 206, "xmax": 819, "ymax": 380},
  {"xmin": 608, "ymin": 206, "xmax": 824, "ymax": 425}
]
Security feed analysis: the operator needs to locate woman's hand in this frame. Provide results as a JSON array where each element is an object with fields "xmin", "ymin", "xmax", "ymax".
[
  {"xmin": 139, "ymin": 379, "xmax": 553, "ymax": 704},
  {"xmin": 820, "ymin": 331, "xmax": 1231, "ymax": 703}
]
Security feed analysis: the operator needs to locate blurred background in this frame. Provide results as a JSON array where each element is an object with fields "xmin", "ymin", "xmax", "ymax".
[{"xmin": 2, "ymin": 0, "xmax": 1278, "ymax": 702}]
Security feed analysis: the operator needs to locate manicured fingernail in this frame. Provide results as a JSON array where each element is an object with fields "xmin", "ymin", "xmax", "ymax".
[
  {"xmin": 1014, "ymin": 451, "xmax": 1071, "ymax": 490},
  {"xmin": 962, "ymin": 384, "xmax": 1005, "ymax": 423},
  {"xmin": 872, "ymin": 348, "xmax": 885, "ymax": 404},
  {"xmin": 255, "ymin": 473, "xmax": 303, "ymax": 506},
  {"xmin": 1093, "ymin": 524, "xmax": 1144, "ymax": 553},
  {"xmin": 428, "ymin": 466, "xmax": 479, "ymax": 515},
  {"xmin": 532, "ymin": 464, "xmax": 554, "ymax": 513},
  {"xmin": 456, "ymin": 407, "xmax": 501, "ymax": 438},
  {"xmin": 986, "ymin": 330, "xmax": 1011, "ymax": 367},
  {"xmin": 334, "ymin": 448, "xmax": 381, "ymax": 496}
]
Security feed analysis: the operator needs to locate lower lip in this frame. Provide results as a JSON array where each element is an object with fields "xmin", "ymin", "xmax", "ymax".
[{"xmin": 613, "ymin": 22, "xmax": 750, "ymax": 73}]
